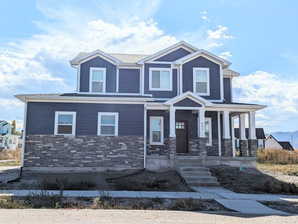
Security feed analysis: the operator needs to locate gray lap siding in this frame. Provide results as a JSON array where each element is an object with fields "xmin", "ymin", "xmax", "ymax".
[{"xmin": 26, "ymin": 102, "xmax": 144, "ymax": 136}]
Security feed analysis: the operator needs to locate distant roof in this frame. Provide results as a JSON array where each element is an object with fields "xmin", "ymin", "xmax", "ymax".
[
  {"xmin": 109, "ymin": 53, "xmax": 148, "ymax": 64},
  {"xmin": 234, "ymin": 128, "xmax": 266, "ymax": 139},
  {"xmin": 278, "ymin": 141, "xmax": 295, "ymax": 151}
]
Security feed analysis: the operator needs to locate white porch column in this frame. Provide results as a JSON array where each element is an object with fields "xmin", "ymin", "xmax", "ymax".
[
  {"xmin": 169, "ymin": 106, "xmax": 176, "ymax": 137},
  {"xmin": 239, "ymin": 113, "xmax": 247, "ymax": 140},
  {"xmin": 199, "ymin": 109, "xmax": 206, "ymax": 138},
  {"xmin": 223, "ymin": 111, "xmax": 230, "ymax": 139},
  {"xmin": 248, "ymin": 111, "xmax": 256, "ymax": 140},
  {"xmin": 217, "ymin": 111, "xmax": 222, "ymax": 156}
]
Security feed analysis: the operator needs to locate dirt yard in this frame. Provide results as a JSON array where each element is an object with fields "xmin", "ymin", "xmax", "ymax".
[
  {"xmin": 1, "ymin": 170, "xmax": 191, "ymax": 192},
  {"xmin": 209, "ymin": 165, "xmax": 298, "ymax": 194}
]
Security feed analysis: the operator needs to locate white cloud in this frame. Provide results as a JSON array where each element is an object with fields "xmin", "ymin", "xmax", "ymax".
[
  {"xmin": 207, "ymin": 25, "xmax": 234, "ymax": 40},
  {"xmin": 233, "ymin": 71, "xmax": 298, "ymax": 131},
  {"xmin": 219, "ymin": 51, "xmax": 232, "ymax": 59},
  {"xmin": 200, "ymin": 11, "xmax": 209, "ymax": 21}
]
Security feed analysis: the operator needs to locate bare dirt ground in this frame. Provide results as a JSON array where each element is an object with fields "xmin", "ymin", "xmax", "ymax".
[{"xmin": 0, "ymin": 209, "xmax": 297, "ymax": 224}]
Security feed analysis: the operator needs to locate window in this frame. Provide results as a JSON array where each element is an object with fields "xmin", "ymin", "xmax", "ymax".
[
  {"xmin": 150, "ymin": 116, "xmax": 164, "ymax": 145},
  {"xmin": 90, "ymin": 67, "xmax": 106, "ymax": 93},
  {"xmin": 205, "ymin": 117, "xmax": 212, "ymax": 146},
  {"xmin": 54, "ymin": 112, "xmax": 76, "ymax": 135},
  {"xmin": 98, "ymin": 112, "xmax": 119, "ymax": 136},
  {"xmin": 149, "ymin": 68, "xmax": 172, "ymax": 91},
  {"xmin": 193, "ymin": 68, "xmax": 210, "ymax": 95},
  {"xmin": 258, "ymin": 139, "xmax": 264, "ymax": 149}
]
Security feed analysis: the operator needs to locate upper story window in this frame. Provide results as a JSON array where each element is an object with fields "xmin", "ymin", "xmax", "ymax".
[
  {"xmin": 54, "ymin": 111, "xmax": 76, "ymax": 136},
  {"xmin": 149, "ymin": 68, "xmax": 172, "ymax": 91},
  {"xmin": 98, "ymin": 112, "xmax": 119, "ymax": 136},
  {"xmin": 90, "ymin": 67, "xmax": 106, "ymax": 93},
  {"xmin": 193, "ymin": 68, "xmax": 210, "ymax": 95}
]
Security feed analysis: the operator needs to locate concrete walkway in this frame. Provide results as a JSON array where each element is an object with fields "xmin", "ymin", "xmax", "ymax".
[{"xmin": 0, "ymin": 188, "xmax": 297, "ymax": 215}]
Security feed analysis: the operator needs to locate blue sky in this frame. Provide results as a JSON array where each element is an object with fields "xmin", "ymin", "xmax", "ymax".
[{"xmin": 1, "ymin": 0, "xmax": 298, "ymax": 132}]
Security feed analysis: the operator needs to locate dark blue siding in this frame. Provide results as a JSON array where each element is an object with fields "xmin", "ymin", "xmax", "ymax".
[
  {"xmin": 26, "ymin": 102, "xmax": 144, "ymax": 136},
  {"xmin": 155, "ymin": 48, "xmax": 191, "ymax": 62},
  {"xmin": 224, "ymin": 78, "xmax": 232, "ymax": 103},
  {"xmin": 174, "ymin": 98, "xmax": 202, "ymax": 107},
  {"xmin": 119, "ymin": 69, "xmax": 140, "ymax": 93},
  {"xmin": 80, "ymin": 56, "xmax": 117, "ymax": 92},
  {"xmin": 205, "ymin": 111, "xmax": 219, "ymax": 139},
  {"xmin": 182, "ymin": 56, "xmax": 221, "ymax": 100},
  {"xmin": 147, "ymin": 110, "xmax": 169, "ymax": 138},
  {"xmin": 144, "ymin": 63, "xmax": 177, "ymax": 98}
]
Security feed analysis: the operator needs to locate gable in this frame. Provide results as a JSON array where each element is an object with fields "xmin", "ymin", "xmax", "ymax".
[
  {"xmin": 155, "ymin": 48, "xmax": 192, "ymax": 62},
  {"xmin": 174, "ymin": 98, "xmax": 202, "ymax": 107}
]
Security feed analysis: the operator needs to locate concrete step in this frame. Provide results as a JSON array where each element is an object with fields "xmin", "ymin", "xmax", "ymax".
[
  {"xmin": 184, "ymin": 176, "xmax": 218, "ymax": 182},
  {"xmin": 186, "ymin": 180, "xmax": 219, "ymax": 187},
  {"xmin": 180, "ymin": 171, "xmax": 211, "ymax": 176},
  {"xmin": 177, "ymin": 166, "xmax": 210, "ymax": 172}
]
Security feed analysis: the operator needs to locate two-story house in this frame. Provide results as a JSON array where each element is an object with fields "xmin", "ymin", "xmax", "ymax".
[{"xmin": 16, "ymin": 41, "xmax": 265, "ymax": 173}]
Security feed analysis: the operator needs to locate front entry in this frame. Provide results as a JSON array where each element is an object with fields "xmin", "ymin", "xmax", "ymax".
[{"xmin": 176, "ymin": 121, "xmax": 189, "ymax": 153}]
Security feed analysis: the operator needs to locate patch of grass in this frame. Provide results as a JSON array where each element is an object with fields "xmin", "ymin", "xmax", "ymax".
[
  {"xmin": 0, "ymin": 149, "xmax": 21, "ymax": 161},
  {"xmin": 257, "ymin": 163, "xmax": 298, "ymax": 176},
  {"xmin": 0, "ymin": 195, "xmax": 231, "ymax": 211},
  {"xmin": 257, "ymin": 149, "xmax": 298, "ymax": 164},
  {"xmin": 210, "ymin": 165, "xmax": 298, "ymax": 194},
  {"xmin": 0, "ymin": 160, "xmax": 20, "ymax": 167}
]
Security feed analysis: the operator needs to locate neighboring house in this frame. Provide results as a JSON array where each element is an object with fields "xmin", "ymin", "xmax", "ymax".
[
  {"xmin": 265, "ymin": 135, "xmax": 295, "ymax": 151},
  {"xmin": 16, "ymin": 41, "xmax": 266, "ymax": 172},
  {"xmin": 0, "ymin": 121, "xmax": 20, "ymax": 150},
  {"xmin": 234, "ymin": 128, "xmax": 266, "ymax": 150},
  {"xmin": 0, "ymin": 120, "xmax": 11, "ymax": 135}
]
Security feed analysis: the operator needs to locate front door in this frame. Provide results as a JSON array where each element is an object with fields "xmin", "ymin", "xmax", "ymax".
[{"xmin": 176, "ymin": 121, "xmax": 188, "ymax": 153}]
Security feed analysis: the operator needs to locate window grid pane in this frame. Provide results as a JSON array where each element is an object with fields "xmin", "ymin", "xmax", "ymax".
[
  {"xmin": 152, "ymin": 71, "xmax": 160, "ymax": 88},
  {"xmin": 92, "ymin": 70, "xmax": 104, "ymax": 81},
  {"xmin": 91, "ymin": 81, "xmax": 103, "ymax": 92},
  {"xmin": 58, "ymin": 114, "xmax": 73, "ymax": 125},
  {"xmin": 160, "ymin": 71, "xmax": 170, "ymax": 89}
]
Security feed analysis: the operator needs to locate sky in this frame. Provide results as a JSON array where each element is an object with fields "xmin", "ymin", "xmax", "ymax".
[{"xmin": 1, "ymin": 0, "xmax": 298, "ymax": 132}]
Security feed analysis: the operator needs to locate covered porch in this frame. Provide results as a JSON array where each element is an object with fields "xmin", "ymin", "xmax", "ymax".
[{"xmin": 144, "ymin": 92, "xmax": 265, "ymax": 169}]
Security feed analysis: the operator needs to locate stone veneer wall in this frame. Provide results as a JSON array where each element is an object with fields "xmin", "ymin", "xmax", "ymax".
[
  {"xmin": 188, "ymin": 137, "xmax": 207, "ymax": 157},
  {"xmin": 221, "ymin": 139, "xmax": 233, "ymax": 156},
  {"xmin": 206, "ymin": 138, "xmax": 219, "ymax": 156},
  {"xmin": 24, "ymin": 135, "xmax": 144, "ymax": 170}
]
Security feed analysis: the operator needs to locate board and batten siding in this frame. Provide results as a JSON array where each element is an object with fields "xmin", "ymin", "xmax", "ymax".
[
  {"xmin": 26, "ymin": 102, "xmax": 144, "ymax": 136},
  {"xmin": 182, "ymin": 56, "xmax": 221, "ymax": 100}
]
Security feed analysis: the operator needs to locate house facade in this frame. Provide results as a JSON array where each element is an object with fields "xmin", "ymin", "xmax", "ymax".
[
  {"xmin": 16, "ymin": 41, "xmax": 265, "ymax": 172},
  {"xmin": 265, "ymin": 135, "xmax": 295, "ymax": 151}
]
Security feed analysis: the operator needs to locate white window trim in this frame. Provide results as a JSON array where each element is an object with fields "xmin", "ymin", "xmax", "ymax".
[
  {"xmin": 149, "ymin": 116, "xmax": 164, "ymax": 145},
  {"xmin": 193, "ymin": 67, "xmax": 210, "ymax": 96},
  {"xmin": 89, "ymin": 67, "xmax": 106, "ymax": 93},
  {"xmin": 205, "ymin": 117, "xmax": 212, "ymax": 146},
  {"xmin": 149, "ymin": 67, "xmax": 172, "ymax": 91},
  {"xmin": 54, "ymin": 111, "xmax": 76, "ymax": 136},
  {"xmin": 98, "ymin": 112, "xmax": 119, "ymax": 136}
]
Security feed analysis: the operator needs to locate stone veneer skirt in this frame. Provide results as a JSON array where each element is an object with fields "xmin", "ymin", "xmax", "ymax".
[{"xmin": 24, "ymin": 135, "xmax": 144, "ymax": 170}]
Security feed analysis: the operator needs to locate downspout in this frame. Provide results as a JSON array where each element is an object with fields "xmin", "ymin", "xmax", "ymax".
[{"xmin": 143, "ymin": 104, "xmax": 147, "ymax": 169}]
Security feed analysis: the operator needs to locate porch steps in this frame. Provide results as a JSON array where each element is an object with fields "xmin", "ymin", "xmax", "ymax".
[{"xmin": 176, "ymin": 157, "xmax": 219, "ymax": 187}]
